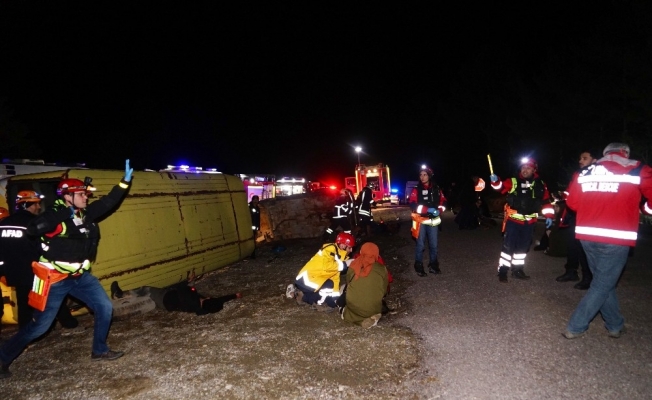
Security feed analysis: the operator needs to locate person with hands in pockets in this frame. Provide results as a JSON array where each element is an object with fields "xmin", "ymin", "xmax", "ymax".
[
  {"xmin": 490, "ymin": 157, "xmax": 555, "ymax": 283},
  {"xmin": 0, "ymin": 160, "xmax": 134, "ymax": 379}
]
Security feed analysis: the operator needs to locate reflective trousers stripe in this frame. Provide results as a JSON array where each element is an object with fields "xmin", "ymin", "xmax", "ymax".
[{"xmin": 498, "ymin": 252, "xmax": 527, "ymax": 270}]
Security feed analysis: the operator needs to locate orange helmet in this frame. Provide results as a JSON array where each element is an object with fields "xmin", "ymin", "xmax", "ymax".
[
  {"xmin": 16, "ymin": 190, "xmax": 44, "ymax": 205},
  {"xmin": 0, "ymin": 207, "xmax": 9, "ymax": 220},
  {"xmin": 57, "ymin": 178, "xmax": 96, "ymax": 196},
  {"xmin": 335, "ymin": 232, "xmax": 355, "ymax": 248}
]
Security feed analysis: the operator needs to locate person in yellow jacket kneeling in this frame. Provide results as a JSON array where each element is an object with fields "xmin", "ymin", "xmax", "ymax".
[{"xmin": 291, "ymin": 232, "xmax": 355, "ymax": 312}]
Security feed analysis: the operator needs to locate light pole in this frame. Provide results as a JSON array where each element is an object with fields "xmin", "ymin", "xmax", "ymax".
[{"xmin": 355, "ymin": 146, "xmax": 362, "ymax": 168}]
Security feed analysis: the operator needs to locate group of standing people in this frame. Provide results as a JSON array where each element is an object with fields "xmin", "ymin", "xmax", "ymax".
[
  {"xmin": 405, "ymin": 142, "xmax": 652, "ymax": 340},
  {"xmin": 486, "ymin": 142, "xmax": 652, "ymax": 339},
  {"xmin": 0, "ymin": 160, "xmax": 134, "ymax": 379},
  {"xmin": 323, "ymin": 184, "xmax": 375, "ymax": 242}
]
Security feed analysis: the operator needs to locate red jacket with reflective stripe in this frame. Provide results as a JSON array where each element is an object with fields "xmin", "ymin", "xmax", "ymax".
[{"xmin": 566, "ymin": 154, "xmax": 652, "ymax": 246}]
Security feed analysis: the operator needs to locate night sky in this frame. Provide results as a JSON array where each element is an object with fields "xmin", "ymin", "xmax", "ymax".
[{"xmin": 2, "ymin": 3, "xmax": 651, "ymax": 192}]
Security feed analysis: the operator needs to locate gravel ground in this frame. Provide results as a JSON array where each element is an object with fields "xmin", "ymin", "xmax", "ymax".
[{"xmin": 1, "ymin": 211, "xmax": 651, "ymax": 399}]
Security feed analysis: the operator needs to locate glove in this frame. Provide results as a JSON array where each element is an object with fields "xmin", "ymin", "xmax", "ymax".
[
  {"xmin": 545, "ymin": 218, "xmax": 553, "ymax": 229},
  {"xmin": 490, "ymin": 174, "xmax": 499, "ymax": 183},
  {"xmin": 124, "ymin": 159, "xmax": 133, "ymax": 182},
  {"xmin": 427, "ymin": 208, "xmax": 440, "ymax": 217}
]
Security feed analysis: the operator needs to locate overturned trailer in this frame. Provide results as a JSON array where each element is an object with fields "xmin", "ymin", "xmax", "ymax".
[{"xmin": 1, "ymin": 168, "xmax": 254, "ymax": 323}]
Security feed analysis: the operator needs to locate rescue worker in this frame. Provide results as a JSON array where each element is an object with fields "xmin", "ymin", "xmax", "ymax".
[
  {"xmin": 290, "ymin": 232, "xmax": 354, "ymax": 312},
  {"xmin": 0, "ymin": 191, "xmax": 80, "ymax": 331},
  {"xmin": 490, "ymin": 157, "xmax": 555, "ymax": 282},
  {"xmin": 249, "ymin": 195, "xmax": 260, "ymax": 259},
  {"xmin": 355, "ymin": 183, "xmax": 375, "ymax": 237},
  {"xmin": 555, "ymin": 149, "xmax": 599, "ymax": 289},
  {"xmin": 0, "ymin": 207, "xmax": 8, "ymax": 220},
  {"xmin": 409, "ymin": 166, "xmax": 447, "ymax": 277},
  {"xmin": 323, "ymin": 188, "xmax": 354, "ymax": 241},
  {"xmin": 563, "ymin": 143, "xmax": 652, "ymax": 339},
  {"xmin": 0, "ymin": 160, "xmax": 133, "ymax": 379}
]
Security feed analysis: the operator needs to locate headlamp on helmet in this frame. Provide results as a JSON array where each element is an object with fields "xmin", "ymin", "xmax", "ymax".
[
  {"xmin": 419, "ymin": 165, "xmax": 433, "ymax": 177},
  {"xmin": 519, "ymin": 157, "xmax": 537, "ymax": 170},
  {"xmin": 16, "ymin": 190, "xmax": 44, "ymax": 204}
]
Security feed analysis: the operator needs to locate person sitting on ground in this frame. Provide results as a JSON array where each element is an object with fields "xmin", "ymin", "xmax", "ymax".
[
  {"xmin": 111, "ymin": 272, "xmax": 241, "ymax": 315},
  {"xmin": 290, "ymin": 232, "xmax": 354, "ymax": 311},
  {"xmin": 337, "ymin": 242, "xmax": 389, "ymax": 328}
]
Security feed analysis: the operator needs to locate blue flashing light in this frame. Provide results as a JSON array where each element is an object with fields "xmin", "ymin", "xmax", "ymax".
[{"xmin": 391, "ymin": 188, "xmax": 398, "ymax": 193}]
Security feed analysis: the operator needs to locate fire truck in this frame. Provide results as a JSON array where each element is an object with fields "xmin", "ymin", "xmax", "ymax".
[{"xmin": 344, "ymin": 163, "xmax": 392, "ymax": 205}]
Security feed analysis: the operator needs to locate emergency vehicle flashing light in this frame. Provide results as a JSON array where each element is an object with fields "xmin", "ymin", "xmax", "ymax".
[{"xmin": 164, "ymin": 165, "xmax": 221, "ymax": 173}]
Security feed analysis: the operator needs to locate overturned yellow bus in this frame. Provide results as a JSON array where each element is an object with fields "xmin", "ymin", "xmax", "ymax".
[{"xmin": 1, "ymin": 168, "xmax": 254, "ymax": 324}]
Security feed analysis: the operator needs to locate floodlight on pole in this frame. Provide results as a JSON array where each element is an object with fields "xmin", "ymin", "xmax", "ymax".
[{"xmin": 355, "ymin": 146, "xmax": 362, "ymax": 168}]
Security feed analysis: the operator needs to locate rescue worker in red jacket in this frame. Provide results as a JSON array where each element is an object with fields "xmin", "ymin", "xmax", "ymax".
[
  {"xmin": 563, "ymin": 143, "xmax": 652, "ymax": 339},
  {"xmin": 490, "ymin": 157, "xmax": 555, "ymax": 282},
  {"xmin": 409, "ymin": 166, "xmax": 447, "ymax": 277}
]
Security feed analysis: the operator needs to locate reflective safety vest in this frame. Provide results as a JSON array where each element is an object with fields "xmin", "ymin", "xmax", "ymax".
[
  {"xmin": 505, "ymin": 177, "xmax": 549, "ymax": 224},
  {"xmin": 410, "ymin": 213, "xmax": 441, "ymax": 239},
  {"xmin": 38, "ymin": 259, "xmax": 91, "ymax": 275}
]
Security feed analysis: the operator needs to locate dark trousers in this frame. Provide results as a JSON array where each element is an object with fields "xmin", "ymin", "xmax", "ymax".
[
  {"xmin": 499, "ymin": 220, "xmax": 535, "ymax": 270},
  {"xmin": 326, "ymin": 217, "xmax": 352, "ymax": 234},
  {"xmin": 566, "ymin": 235, "xmax": 592, "ymax": 280}
]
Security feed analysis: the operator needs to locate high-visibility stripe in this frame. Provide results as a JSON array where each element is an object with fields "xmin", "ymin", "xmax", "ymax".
[
  {"xmin": 575, "ymin": 226, "xmax": 637, "ymax": 241},
  {"xmin": 295, "ymin": 270, "xmax": 319, "ymax": 290},
  {"xmin": 499, "ymin": 252, "xmax": 512, "ymax": 267},
  {"xmin": 508, "ymin": 213, "xmax": 538, "ymax": 221},
  {"xmin": 577, "ymin": 175, "xmax": 641, "ymax": 184},
  {"xmin": 644, "ymin": 202, "xmax": 652, "ymax": 214},
  {"xmin": 39, "ymin": 260, "xmax": 91, "ymax": 275}
]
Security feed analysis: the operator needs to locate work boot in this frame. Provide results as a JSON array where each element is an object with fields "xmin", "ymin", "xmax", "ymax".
[
  {"xmin": 322, "ymin": 231, "xmax": 332, "ymax": 242},
  {"xmin": 511, "ymin": 268, "xmax": 530, "ymax": 280},
  {"xmin": 498, "ymin": 267, "xmax": 509, "ymax": 283},
  {"xmin": 556, "ymin": 267, "xmax": 579, "ymax": 282},
  {"xmin": 414, "ymin": 261, "xmax": 427, "ymax": 277},
  {"xmin": 0, "ymin": 362, "xmax": 11, "ymax": 379},
  {"xmin": 574, "ymin": 279, "xmax": 591, "ymax": 290},
  {"xmin": 91, "ymin": 350, "xmax": 124, "ymax": 361},
  {"xmin": 110, "ymin": 281, "xmax": 124, "ymax": 299},
  {"xmin": 428, "ymin": 260, "xmax": 441, "ymax": 274}
]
